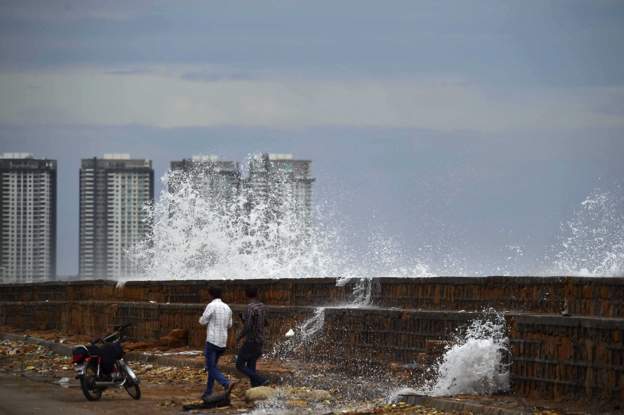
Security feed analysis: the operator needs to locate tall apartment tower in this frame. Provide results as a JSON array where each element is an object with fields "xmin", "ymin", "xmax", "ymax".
[
  {"xmin": 0, "ymin": 153, "xmax": 56, "ymax": 282},
  {"xmin": 246, "ymin": 153, "xmax": 314, "ymax": 228},
  {"xmin": 169, "ymin": 155, "xmax": 241, "ymax": 206},
  {"xmin": 79, "ymin": 154, "xmax": 154, "ymax": 279}
]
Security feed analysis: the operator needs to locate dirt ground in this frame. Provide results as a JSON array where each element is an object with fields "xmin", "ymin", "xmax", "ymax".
[
  {"xmin": 0, "ymin": 329, "xmax": 462, "ymax": 415},
  {"xmin": 1, "ymin": 327, "xmax": 610, "ymax": 415}
]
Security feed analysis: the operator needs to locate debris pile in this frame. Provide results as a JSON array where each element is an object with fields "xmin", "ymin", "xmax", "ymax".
[{"xmin": 0, "ymin": 339, "xmax": 72, "ymax": 377}]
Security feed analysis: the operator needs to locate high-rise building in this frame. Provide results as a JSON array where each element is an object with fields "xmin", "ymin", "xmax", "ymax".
[
  {"xmin": 79, "ymin": 154, "xmax": 153, "ymax": 278},
  {"xmin": 0, "ymin": 153, "xmax": 56, "ymax": 282},
  {"xmin": 246, "ymin": 153, "xmax": 314, "ymax": 229},
  {"xmin": 169, "ymin": 155, "xmax": 241, "ymax": 206}
]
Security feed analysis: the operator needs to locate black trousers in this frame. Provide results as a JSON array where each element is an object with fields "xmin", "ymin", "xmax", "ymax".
[{"xmin": 236, "ymin": 341, "xmax": 267, "ymax": 387}]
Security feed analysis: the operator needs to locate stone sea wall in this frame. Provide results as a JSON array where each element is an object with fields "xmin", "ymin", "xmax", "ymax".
[{"xmin": 0, "ymin": 277, "xmax": 622, "ymax": 402}]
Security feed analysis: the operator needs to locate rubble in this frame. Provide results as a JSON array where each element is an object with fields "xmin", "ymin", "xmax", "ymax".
[
  {"xmin": 56, "ymin": 377, "xmax": 71, "ymax": 388},
  {"xmin": 244, "ymin": 386, "xmax": 277, "ymax": 402},
  {"xmin": 158, "ymin": 328, "xmax": 188, "ymax": 348},
  {"xmin": 291, "ymin": 387, "xmax": 333, "ymax": 401},
  {"xmin": 0, "ymin": 339, "xmax": 72, "ymax": 377}
]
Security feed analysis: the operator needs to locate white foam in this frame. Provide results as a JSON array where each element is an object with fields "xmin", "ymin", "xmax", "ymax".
[{"xmin": 419, "ymin": 309, "xmax": 510, "ymax": 397}]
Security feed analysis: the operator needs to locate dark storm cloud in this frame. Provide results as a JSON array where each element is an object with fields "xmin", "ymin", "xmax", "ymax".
[{"xmin": 1, "ymin": 0, "xmax": 623, "ymax": 86}]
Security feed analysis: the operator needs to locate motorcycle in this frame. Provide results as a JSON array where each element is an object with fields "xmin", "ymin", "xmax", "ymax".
[{"xmin": 71, "ymin": 323, "xmax": 141, "ymax": 401}]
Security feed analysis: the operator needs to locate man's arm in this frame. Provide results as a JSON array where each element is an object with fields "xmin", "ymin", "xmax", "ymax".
[
  {"xmin": 199, "ymin": 304, "xmax": 212, "ymax": 326},
  {"xmin": 259, "ymin": 304, "xmax": 267, "ymax": 327},
  {"xmin": 237, "ymin": 306, "xmax": 253, "ymax": 342}
]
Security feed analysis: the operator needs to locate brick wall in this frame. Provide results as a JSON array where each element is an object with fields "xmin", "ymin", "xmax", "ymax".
[
  {"xmin": 0, "ymin": 300, "xmax": 313, "ymax": 350},
  {"xmin": 508, "ymin": 313, "xmax": 624, "ymax": 402},
  {"xmin": 1, "ymin": 277, "xmax": 622, "ymax": 317}
]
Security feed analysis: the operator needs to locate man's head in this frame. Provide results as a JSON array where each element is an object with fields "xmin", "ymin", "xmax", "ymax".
[
  {"xmin": 208, "ymin": 286, "xmax": 223, "ymax": 300},
  {"xmin": 245, "ymin": 286, "xmax": 258, "ymax": 299}
]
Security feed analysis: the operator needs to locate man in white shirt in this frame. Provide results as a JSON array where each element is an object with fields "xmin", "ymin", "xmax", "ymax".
[{"xmin": 199, "ymin": 287, "xmax": 235, "ymax": 401}]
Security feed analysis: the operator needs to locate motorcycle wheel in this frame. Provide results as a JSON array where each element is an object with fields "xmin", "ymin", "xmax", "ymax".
[
  {"xmin": 124, "ymin": 381, "xmax": 141, "ymax": 400},
  {"xmin": 80, "ymin": 362, "xmax": 103, "ymax": 401}
]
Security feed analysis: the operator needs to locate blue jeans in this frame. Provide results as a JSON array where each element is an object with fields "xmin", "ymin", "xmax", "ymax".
[
  {"xmin": 236, "ymin": 341, "xmax": 267, "ymax": 387},
  {"xmin": 203, "ymin": 342, "xmax": 228, "ymax": 397}
]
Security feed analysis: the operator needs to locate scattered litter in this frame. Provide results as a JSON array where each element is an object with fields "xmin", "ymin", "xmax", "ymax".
[{"xmin": 56, "ymin": 377, "xmax": 71, "ymax": 388}]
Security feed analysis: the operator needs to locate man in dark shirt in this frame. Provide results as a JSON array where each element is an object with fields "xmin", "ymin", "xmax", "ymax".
[{"xmin": 236, "ymin": 286, "xmax": 269, "ymax": 387}]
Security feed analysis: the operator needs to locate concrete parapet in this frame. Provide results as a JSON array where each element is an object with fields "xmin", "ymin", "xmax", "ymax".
[{"xmin": 1, "ymin": 276, "xmax": 623, "ymax": 317}]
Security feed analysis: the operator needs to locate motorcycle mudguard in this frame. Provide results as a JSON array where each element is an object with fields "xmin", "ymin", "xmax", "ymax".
[{"xmin": 118, "ymin": 359, "xmax": 140, "ymax": 384}]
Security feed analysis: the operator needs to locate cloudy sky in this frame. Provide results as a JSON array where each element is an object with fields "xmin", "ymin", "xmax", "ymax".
[{"xmin": 1, "ymin": 0, "xmax": 623, "ymax": 276}]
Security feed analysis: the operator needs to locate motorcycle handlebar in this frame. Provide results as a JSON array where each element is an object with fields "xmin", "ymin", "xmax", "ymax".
[
  {"xmin": 92, "ymin": 323, "xmax": 133, "ymax": 344},
  {"xmin": 113, "ymin": 323, "xmax": 132, "ymax": 332}
]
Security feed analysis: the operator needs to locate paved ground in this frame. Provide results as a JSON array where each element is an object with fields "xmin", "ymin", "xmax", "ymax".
[{"xmin": 0, "ymin": 373, "xmax": 199, "ymax": 415}]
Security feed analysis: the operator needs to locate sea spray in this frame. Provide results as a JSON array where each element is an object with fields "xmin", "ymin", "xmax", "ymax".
[
  {"xmin": 126, "ymin": 168, "xmax": 624, "ymax": 280},
  {"xmin": 336, "ymin": 276, "xmax": 376, "ymax": 306},
  {"xmin": 269, "ymin": 307, "xmax": 326, "ymax": 359},
  {"xmin": 269, "ymin": 276, "xmax": 376, "ymax": 359},
  {"xmin": 419, "ymin": 309, "xmax": 510, "ymax": 396},
  {"xmin": 129, "ymin": 168, "xmax": 340, "ymax": 280},
  {"xmin": 548, "ymin": 188, "xmax": 624, "ymax": 277},
  {"xmin": 127, "ymin": 169, "xmax": 435, "ymax": 280}
]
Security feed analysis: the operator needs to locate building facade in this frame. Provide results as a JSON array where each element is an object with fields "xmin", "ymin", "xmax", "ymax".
[
  {"xmin": 246, "ymin": 153, "xmax": 314, "ymax": 230},
  {"xmin": 79, "ymin": 154, "xmax": 153, "ymax": 278},
  {"xmin": 169, "ymin": 155, "xmax": 241, "ymax": 207},
  {"xmin": 0, "ymin": 153, "xmax": 56, "ymax": 282}
]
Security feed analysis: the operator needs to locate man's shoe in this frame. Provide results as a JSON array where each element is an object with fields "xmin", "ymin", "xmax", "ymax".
[
  {"xmin": 260, "ymin": 379, "xmax": 270, "ymax": 386},
  {"xmin": 224, "ymin": 379, "xmax": 239, "ymax": 396}
]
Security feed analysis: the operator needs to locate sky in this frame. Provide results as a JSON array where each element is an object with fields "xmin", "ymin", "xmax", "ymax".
[{"xmin": 1, "ymin": 0, "xmax": 623, "ymax": 276}]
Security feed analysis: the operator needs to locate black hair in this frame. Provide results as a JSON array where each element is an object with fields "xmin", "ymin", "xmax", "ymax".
[
  {"xmin": 245, "ymin": 286, "xmax": 258, "ymax": 298},
  {"xmin": 208, "ymin": 286, "xmax": 223, "ymax": 299}
]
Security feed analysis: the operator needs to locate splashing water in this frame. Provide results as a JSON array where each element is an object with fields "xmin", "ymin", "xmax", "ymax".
[
  {"xmin": 125, "ymin": 165, "xmax": 623, "ymax": 281},
  {"xmin": 548, "ymin": 189, "xmax": 624, "ymax": 277},
  {"xmin": 418, "ymin": 309, "xmax": 510, "ymax": 396},
  {"xmin": 129, "ymin": 168, "xmax": 341, "ymax": 280},
  {"xmin": 269, "ymin": 306, "xmax": 327, "ymax": 359},
  {"xmin": 298, "ymin": 307, "xmax": 326, "ymax": 342},
  {"xmin": 127, "ymin": 169, "xmax": 434, "ymax": 281}
]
